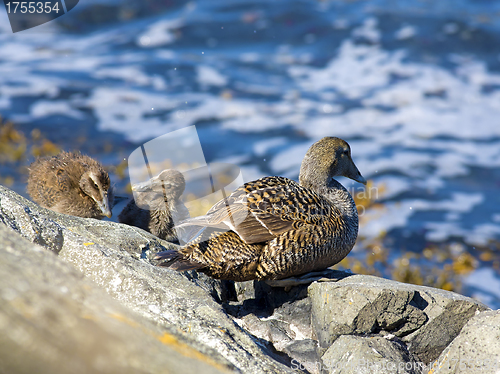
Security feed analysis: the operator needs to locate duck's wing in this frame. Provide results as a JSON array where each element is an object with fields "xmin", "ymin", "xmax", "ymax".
[{"xmin": 176, "ymin": 176, "xmax": 330, "ymax": 245}]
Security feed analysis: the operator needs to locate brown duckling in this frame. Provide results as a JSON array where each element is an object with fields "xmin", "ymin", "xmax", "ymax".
[
  {"xmin": 155, "ymin": 137, "xmax": 367, "ymax": 281},
  {"xmin": 118, "ymin": 169, "xmax": 190, "ymax": 242},
  {"xmin": 27, "ymin": 151, "xmax": 113, "ymax": 219}
]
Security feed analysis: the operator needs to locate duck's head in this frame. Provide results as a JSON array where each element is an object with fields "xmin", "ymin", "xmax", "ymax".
[
  {"xmin": 299, "ymin": 137, "xmax": 367, "ymax": 188},
  {"xmin": 132, "ymin": 169, "xmax": 186, "ymax": 201},
  {"xmin": 79, "ymin": 169, "xmax": 113, "ymax": 218}
]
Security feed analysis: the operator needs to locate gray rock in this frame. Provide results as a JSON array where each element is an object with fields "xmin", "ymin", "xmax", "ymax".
[
  {"xmin": 0, "ymin": 224, "xmax": 230, "ymax": 374},
  {"xmin": 285, "ymin": 339, "xmax": 324, "ymax": 374},
  {"xmin": 0, "ymin": 185, "xmax": 292, "ymax": 374},
  {"xmin": 227, "ymin": 280, "xmax": 315, "ymax": 366},
  {"xmin": 321, "ymin": 335, "xmax": 423, "ymax": 374},
  {"xmin": 0, "ymin": 187, "xmax": 65, "ymax": 253},
  {"xmin": 309, "ymin": 275, "xmax": 489, "ymax": 363},
  {"xmin": 183, "ymin": 270, "xmax": 237, "ymax": 304},
  {"xmin": 2, "ymin": 184, "xmax": 497, "ymax": 373},
  {"xmin": 432, "ymin": 310, "xmax": 500, "ymax": 374},
  {"xmin": 235, "ymin": 280, "xmax": 256, "ymax": 302}
]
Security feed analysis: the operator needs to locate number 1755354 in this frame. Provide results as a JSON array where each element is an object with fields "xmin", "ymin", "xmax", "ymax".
[{"xmin": 6, "ymin": 2, "xmax": 60, "ymax": 14}]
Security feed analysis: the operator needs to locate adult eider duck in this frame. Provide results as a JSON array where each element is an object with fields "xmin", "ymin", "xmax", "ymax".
[
  {"xmin": 155, "ymin": 137, "xmax": 366, "ymax": 281},
  {"xmin": 27, "ymin": 151, "xmax": 113, "ymax": 219},
  {"xmin": 118, "ymin": 169, "xmax": 189, "ymax": 243}
]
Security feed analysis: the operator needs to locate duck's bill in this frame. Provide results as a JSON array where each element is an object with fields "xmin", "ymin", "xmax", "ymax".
[
  {"xmin": 353, "ymin": 174, "xmax": 367, "ymax": 185},
  {"xmin": 131, "ymin": 182, "xmax": 146, "ymax": 192},
  {"xmin": 346, "ymin": 159, "xmax": 368, "ymax": 185},
  {"xmin": 131, "ymin": 179, "xmax": 156, "ymax": 192},
  {"xmin": 97, "ymin": 196, "xmax": 112, "ymax": 218}
]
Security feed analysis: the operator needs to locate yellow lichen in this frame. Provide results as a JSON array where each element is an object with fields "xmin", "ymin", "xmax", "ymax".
[{"xmin": 110, "ymin": 312, "xmax": 229, "ymax": 372}]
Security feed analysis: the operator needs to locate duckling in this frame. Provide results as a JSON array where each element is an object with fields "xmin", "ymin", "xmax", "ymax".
[
  {"xmin": 155, "ymin": 137, "xmax": 367, "ymax": 281},
  {"xmin": 118, "ymin": 169, "xmax": 189, "ymax": 242},
  {"xmin": 27, "ymin": 151, "xmax": 113, "ymax": 219}
]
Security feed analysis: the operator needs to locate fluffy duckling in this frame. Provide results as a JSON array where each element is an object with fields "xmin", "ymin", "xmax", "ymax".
[
  {"xmin": 118, "ymin": 169, "xmax": 189, "ymax": 242},
  {"xmin": 27, "ymin": 151, "xmax": 113, "ymax": 219},
  {"xmin": 155, "ymin": 137, "xmax": 366, "ymax": 281}
]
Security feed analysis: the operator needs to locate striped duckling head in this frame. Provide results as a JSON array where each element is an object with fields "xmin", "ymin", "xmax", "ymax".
[{"xmin": 131, "ymin": 169, "xmax": 186, "ymax": 210}]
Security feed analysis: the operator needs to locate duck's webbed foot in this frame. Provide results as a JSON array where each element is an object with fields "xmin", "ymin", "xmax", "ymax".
[{"xmin": 263, "ymin": 269, "xmax": 352, "ymax": 290}]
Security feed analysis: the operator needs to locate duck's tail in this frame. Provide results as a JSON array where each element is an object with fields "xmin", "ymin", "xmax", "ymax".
[{"xmin": 154, "ymin": 249, "xmax": 204, "ymax": 271}]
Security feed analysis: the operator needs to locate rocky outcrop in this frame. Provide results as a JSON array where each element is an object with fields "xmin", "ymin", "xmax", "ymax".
[
  {"xmin": 0, "ymin": 185, "xmax": 291, "ymax": 374},
  {"xmin": 0, "ymin": 185, "xmax": 496, "ymax": 374},
  {"xmin": 0, "ymin": 223, "xmax": 229, "ymax": 374},
  {"xmin": 226, "ymin": 273, "xmax": 489, "ymax": 374},
  {"xmin": 431, "ymin": 310, "xmax": 500, "ymax": 374},
  {"xmin": 321, "ymin": 335, "xmax": 420, "ymax": 374},
  {"xmin": 308, "ymin": 276, "xmax": 488, "ymax": 363}
]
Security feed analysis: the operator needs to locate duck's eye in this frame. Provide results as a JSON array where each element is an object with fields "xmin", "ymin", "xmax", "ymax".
[{"xmin": 343, "ymin": 149, "xmax": 349, "ymax": 155}]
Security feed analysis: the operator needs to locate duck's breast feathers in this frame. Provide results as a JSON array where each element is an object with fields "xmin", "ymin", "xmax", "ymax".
[{"xmin": 180, "ymin": 176, "xmax": 332, "ymax": 245}]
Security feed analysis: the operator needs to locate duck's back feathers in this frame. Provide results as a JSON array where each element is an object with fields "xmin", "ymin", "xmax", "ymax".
[
  {"xmin": 177, "ymin": 176, "xmax": 332, "ymax": 245},
  {"xmin": 159, "ymin": 176, "xmax": 354, "ymax": 281}
]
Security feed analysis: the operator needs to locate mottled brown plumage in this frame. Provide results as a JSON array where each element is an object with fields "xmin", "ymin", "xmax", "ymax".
[
  {"xmin": 27, "ymin": 151, "xmax": 113, "ymax": 219},
  {"xmin": 118, "ymin": 169, "xmax": 189, "ymax": 242},
  {"xmin": 156, "ymin": 137, "xmax": 366, "ymax": 281}
]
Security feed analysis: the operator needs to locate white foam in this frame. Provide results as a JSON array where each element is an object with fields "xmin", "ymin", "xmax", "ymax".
[
  {"xmin": 85, "ymin": 87, "xmax": 182, "ymax": 142},
  {"xmin": 38, "ymin": 56, "xmax": 107, "ymax": 72},
  {"xmin": 30, "ymin": 100, "xmax": 84, "ymax": 120},
  {"xmin": 223, "ymin": 113, "xmax": 277, "ymax": 133},
  {"xmin": 86, "ymin": 87, "xmax": 264, "ymax": 142},
  {"xmin": 290, "ymin": 33, "xmax": 500, "ymax": 141},
  {"xmin": 136, "ymin": 18, "xmax": 184, "ymax": 48},
  {"xmin": 372, "ymin": 176, "xmax": 411, "ymax": 199},
  {"xmin": 197, "ymin": 65, "xmax": 228, "ymax": 87},
  {"xmin": 0, "ymin": 74, "xmax": 61, "ymax": 98},
  {"xmin": 253, "ymin": 137, "xmax": 287, "ymax": 156},
  {"xmin": 395, "ymin": 25, "xmax": 417, "ymax": 40},
  {"xmin": 93, "ymin": 66, "xmax": 157, "ymax": 86},
  {"xmin": 169, "ymin": 96, "xmax": 257, "ymax": 129},
  {"xmin": 352, "ymin": 18, "xmax": 381, "ymax": 43},
  {"xmin": 361, "ymin": 200, "xmax": 414, "ymax": 238},
  {"xmin": 290, "ymin": 41, "xmax": 403, "ymax": 99},
  {"xmin": 361, "ymin": 193, "xmax": 483, "ymax": 239},
  {"xmin": 464, "ymin": 267, "xmax": 500, "ymax": 307},
  {"xmin": 269, "ymin": 142, "xmax": 310, "ymax": 175}
]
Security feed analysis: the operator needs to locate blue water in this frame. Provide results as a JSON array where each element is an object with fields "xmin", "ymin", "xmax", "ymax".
[{"xmin": 1, "ymin": 0, "xmax": 500, "ymax": 307}]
